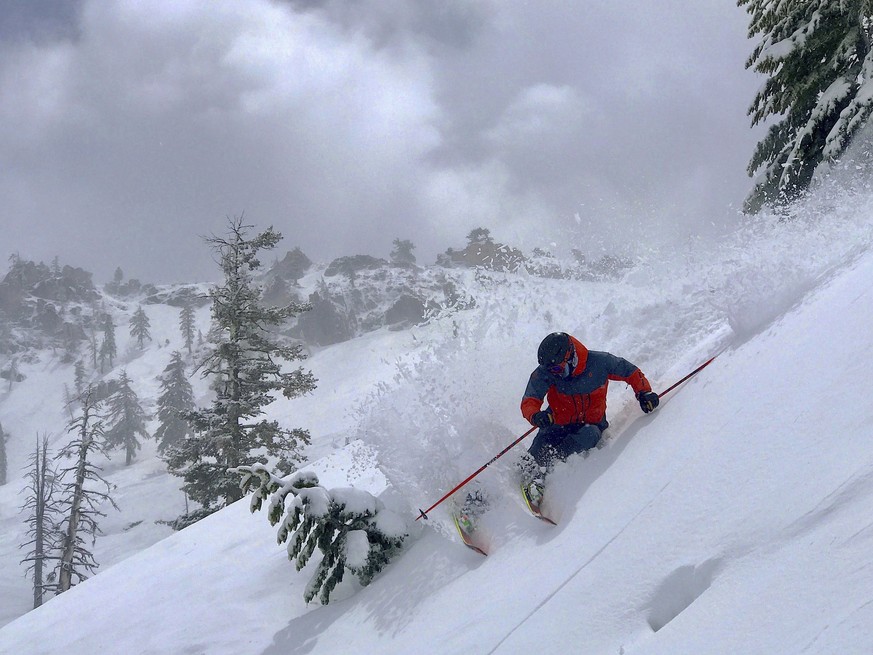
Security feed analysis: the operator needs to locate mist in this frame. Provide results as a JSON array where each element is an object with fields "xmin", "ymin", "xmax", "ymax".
[{"xmin": 1, "ymin": 0, "xmax": 761, "ymax": 283}]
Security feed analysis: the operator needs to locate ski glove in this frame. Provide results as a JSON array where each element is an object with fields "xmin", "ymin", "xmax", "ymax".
[
  {"xmin": 638, "ymin": 391, "xmax": 659, "ymax": 414},
  {"xmin": 531, "ymin": 410, "xmax": 554, "ymax": 428}
]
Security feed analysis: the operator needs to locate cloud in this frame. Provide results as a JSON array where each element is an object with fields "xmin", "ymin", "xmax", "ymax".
[{"xmin": 1, "ymin": 0, "xmax": 762, "ymax": 282}]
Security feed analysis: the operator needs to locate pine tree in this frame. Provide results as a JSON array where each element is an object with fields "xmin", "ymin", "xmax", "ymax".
[
  {"xmin": 104, "ymin": 371, "xmax": 150, "ymax": 466},
  {"xmin": 166, "ymin": 218, "xmax": 316, "ymax": 522},
  {"xmin": 88, "ymin": 327, "xmax": 98, "ymax": 371},
  {"xmin": 98, "ymin": 315, "xmax": 116, "ymax": 373},
  {"xmin": 740, "ymin": 0, "xmax": 873, "ymax": 211},
  {"xmin": 19, "ymin": 435, "xmax": 62, "ymax": 608},
  {"xmin": 74, "ymin": 360, "xmax": 86, "ymax": 396},
  {"xmin": 467, "ymin": 227, "xmax": 493, "ymax": 245},
  {"xmin": 389, "ymin": 238, "xmax": 417, "ymax": 265},
  {"xmin": 235, "ymin": 465, "xmax": 407, "ymax": 605},
  {"xmin": 0, "ymin": 422, "xmax": 9, "ymax": 486},
  {"xmin": 55, "ymin": 390, "xmax": 118, "ymax": 593},
  {"xmin": 129, "ymin": 306, "xmax": 152, "ymax": 348},
  {"xmin": 179, "ymin": 303, "xmax": 195, "ymax": 355},
  {"xmin": 5, "ymin": 357, "xmax": 20, "ymax": 392},
  {"xmin": 155, "ymin": 351, "xmax": 195, "ymax": 455}
]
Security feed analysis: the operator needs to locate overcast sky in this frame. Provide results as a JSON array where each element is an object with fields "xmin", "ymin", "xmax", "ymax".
[{"xmin": 1, "ymin": 0, "xmax": 762, "ymax": 283}]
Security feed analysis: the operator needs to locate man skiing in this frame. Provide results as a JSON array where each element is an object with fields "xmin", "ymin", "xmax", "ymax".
[{"xmin": 520, "ymin": 332, "xmax": 659, "ymax": 502}]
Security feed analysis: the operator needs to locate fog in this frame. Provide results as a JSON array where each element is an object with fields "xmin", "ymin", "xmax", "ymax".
[{"xmin": 0, "ymin": 0, "xmax": 762, "ymax": 283}]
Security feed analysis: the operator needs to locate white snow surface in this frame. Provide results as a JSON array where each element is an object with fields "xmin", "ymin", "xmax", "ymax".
[{"xmin": 4, "ymin": 171, "xmax": 873, "ymax": 652}]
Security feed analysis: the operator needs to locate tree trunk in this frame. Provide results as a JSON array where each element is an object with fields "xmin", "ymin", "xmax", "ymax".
[
  {"xmin": 58, "ymin": 433, "xmax": 89, "ymax": 593},
  {"xmin": 32, "ymin": 440, "xmax": 48, "ymax": 608}
]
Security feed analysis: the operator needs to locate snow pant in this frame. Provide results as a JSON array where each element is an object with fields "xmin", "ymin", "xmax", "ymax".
[{"xmin": 527, "ymin": 421, "xmax": 606, "ymax": 470}]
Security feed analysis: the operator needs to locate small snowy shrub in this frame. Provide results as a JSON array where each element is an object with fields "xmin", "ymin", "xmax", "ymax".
[{"xmin": 234, "ymin": 464, "xmax": 407, "ymax": 604}]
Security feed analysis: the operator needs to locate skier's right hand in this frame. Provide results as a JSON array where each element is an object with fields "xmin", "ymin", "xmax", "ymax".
[{"xmin": 531, "ymin": 411, "xmax": 554, "ymax": 428}]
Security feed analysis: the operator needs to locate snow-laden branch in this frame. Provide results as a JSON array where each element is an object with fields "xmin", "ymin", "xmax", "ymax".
[{"xmin": 233, "ymin": 464, "xmax": 408, "ymax": 604}]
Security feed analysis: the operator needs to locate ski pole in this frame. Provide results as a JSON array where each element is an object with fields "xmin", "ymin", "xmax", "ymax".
[
  {"xmin": 416, "ymin": 426, "xmax": 537, "ymax": 521},
  {"xmin": 657, "ymin": 354, "xmax": 718, "ymax": 398}
]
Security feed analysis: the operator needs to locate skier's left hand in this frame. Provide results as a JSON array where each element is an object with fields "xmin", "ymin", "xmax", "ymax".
[{"xmin": 637, "ymin": 391, "xmax": 659, "ymax": 413}]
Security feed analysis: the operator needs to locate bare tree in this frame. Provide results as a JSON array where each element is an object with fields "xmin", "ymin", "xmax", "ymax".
[
  {"xmin": 19, "ymin": 434, "xmax": 62, "ymax": 607},
  {"xmin": 0, "ymin": 422, "xmax": 8, "ymax": 486},
  {"xmin": 55, "ymin": 389, "xmax": 118, "ymax": 593}
]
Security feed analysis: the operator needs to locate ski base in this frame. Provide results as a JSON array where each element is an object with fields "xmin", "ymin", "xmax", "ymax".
[
  {"xmin": 521, "ymin": 482, "xmax": 557, "ymax": 525},
  {"xmin": 452, "ymin": 513, "xmax": 488, "ymax": 556}
]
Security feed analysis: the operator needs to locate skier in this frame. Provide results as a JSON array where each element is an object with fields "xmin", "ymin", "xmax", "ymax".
[{"xmin": 520, "ymin": 332, "xmax": 659, "ymax": 502}]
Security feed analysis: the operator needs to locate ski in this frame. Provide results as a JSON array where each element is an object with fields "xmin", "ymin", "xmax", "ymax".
[
  {"xmin": 520, "ymin": 482, "xmax": 557, "ymax": 525},
  {"xmin": 452, "ymin": 512, "xmax": 488, "ymax": 556}
]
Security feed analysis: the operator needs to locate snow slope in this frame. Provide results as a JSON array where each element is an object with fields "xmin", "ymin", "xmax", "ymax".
[{"xmin": 2, "ymin": 209, "xmax": 873, "ymax": 653}]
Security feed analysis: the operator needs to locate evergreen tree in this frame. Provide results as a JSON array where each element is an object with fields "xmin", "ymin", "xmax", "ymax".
[
  {"xmin": 5, "ymin": 357, "xmax": 20, "ymax": 392},
  {"xmin": 467, "ymin": 227, "xmax": 494, "ymax": 245},
  {"xmin": 19, "ymin": 435, "xmax": 62, "ymax": 607},
  {"xmin": 235, "ymin": 465, "xmax": 407, "ymax": 605},
  {"xmin": 55, "ymin": 390, "xmax": 118, "ymax": 593},
  {"xmin": 179, "ymin": 303, "xmax": 195, "ymax": 355},
  {"xmin": 74, "ymin": 360, "xmax": 86, "ymax": 396},
  {"xmin": 98, "ymin": 315, "xmax": 116, "ymax": 373},
  {"xmin": 155, "ymin": 351, "xmax": 195, "ymax": 455},
  {"xmin": 0, "ymin": 422, "xmax": 9, "ymax": 486},
  {"xmin": 129, "ymin": 306, "xmax": 152, "ymax": 348},
  {"xmin": 740, "ymin": 0, "xmax": 873, "ymax": 211},
  {"xmin": 389, "ymin": 238, "xmax": 417, "ymax": 265},
  {"xmin": 88, "ymin": 327, "xmax": 98, "ymax": 371},
  {"xmin": 104, "ymin": 371, "xmax": 150, "ymax": 466},
  {"xmin": 166, "ymin": 218, "xmax": 316, "ymax": 522}
]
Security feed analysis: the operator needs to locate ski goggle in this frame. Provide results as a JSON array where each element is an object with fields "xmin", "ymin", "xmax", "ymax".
[{"xmin": 546, "ymin": 348, "xmax": 575, "ymax": 376}]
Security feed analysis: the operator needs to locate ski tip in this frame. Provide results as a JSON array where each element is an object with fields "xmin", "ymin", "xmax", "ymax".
[
  {"xmin": 521, "ymin": 482, "xmax": 557, "ymax": 525},
  {"xmin": 452, "ymin": 514, "xmax": 488, "ymax": 556},
  {"xmin": 464, "ymin": 542, "xmax": 488, "ymax": 556}
]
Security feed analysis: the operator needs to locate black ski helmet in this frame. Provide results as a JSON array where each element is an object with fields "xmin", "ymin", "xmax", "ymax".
[{"xmin": 537, "ymin": 332, "xmax": 573, "ymax": 367}]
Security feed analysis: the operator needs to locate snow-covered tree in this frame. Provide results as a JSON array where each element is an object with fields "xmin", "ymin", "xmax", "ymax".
[
  {"xmin": 166, "ymin": 218, "xmax": 316, "ymax": 523},
  {"xmin": 0, "ymin": 422, "xmax": 9, "ymax": 485},
  {"xmin": 155, "ymin": 351, "xmax": 195, "ymax": 455},
  {"xmin": 234, "ymin": 465, "xmax": 407, "ymax": 605},
  {"xmin": 129, "ymin": 306, "xmax": 152, "ymax": 348},
  {"xmin": 104, "ymin": 371, "xmax": 150, "ymax": 466},
  {"xmin": 390, "ymin": 238, "xmax": 417, "ymax": 265},
  {"xmin": 179, "ymin": 303, "xmax": 195, "ymax": 355},
  {"xmin": 740, "ymin": 0, "xmax": 873, "ymax": 211},
  {"xmin": 55, "ymin": 389, "xmax": 118, "ymax": 593},
  {"xmin": 19, "ymin": 435, "xmax": 62, "ymax": 608},
  {"xmin": 98, "ymin": 314, "xmax": 116, "ymax": 373}
]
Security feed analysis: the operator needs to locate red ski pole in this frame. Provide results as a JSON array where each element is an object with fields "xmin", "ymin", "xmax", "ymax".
[
  {"xmin": 657, "ymin": 354, "xmax": 718, "ymax": 398},
  {"xmin": 416, "ymin": 426, "xmax": 536, "ymax": 521}
]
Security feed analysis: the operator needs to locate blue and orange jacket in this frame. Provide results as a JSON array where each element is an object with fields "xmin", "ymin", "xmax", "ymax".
[{"xmin": 520, "ymin": 335, "xmax": 651, "ymax": 427}]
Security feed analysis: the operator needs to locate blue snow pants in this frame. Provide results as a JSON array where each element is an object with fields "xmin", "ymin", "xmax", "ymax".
[{"xmin": 528, "ymin": 421, "xmax": 606, "ymax": 470}]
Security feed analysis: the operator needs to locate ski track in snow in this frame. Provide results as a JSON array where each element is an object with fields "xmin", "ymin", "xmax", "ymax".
[{"xmin": 487, "ymin": 480, "xmax": 671, "ymax": 655}]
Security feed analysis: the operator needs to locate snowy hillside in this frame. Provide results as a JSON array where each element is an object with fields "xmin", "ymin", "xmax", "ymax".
[{"xmin": 3, "ymin": 155, "xmax": 873, "ymax": 652}]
